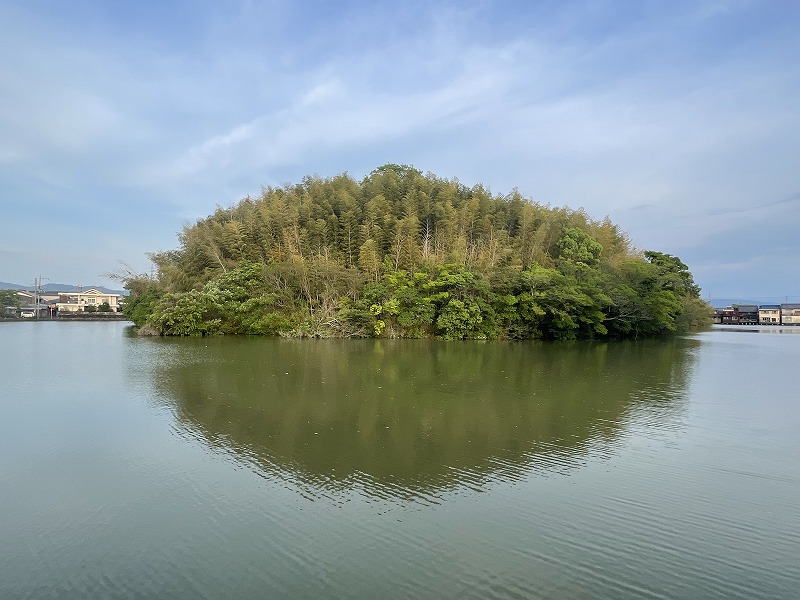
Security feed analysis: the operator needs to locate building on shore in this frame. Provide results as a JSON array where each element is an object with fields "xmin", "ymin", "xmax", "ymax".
[
  {"xmin": 781, "ymin": 304, "xmax": 800, "ymax": 326},
  {"xmin": 4, "ymin": 288, "xmax": 123, "ymax": 318},
  {"xmin": 715, "ymin": 303, "xmax": 800, "ymax": 326},
  {"xmin": 55, "ymin": 288, "xmax": 121, "ymax": 313},
  {"xmin": 758, "ymin": 305, "xmax": 781, "ymax": 325}
]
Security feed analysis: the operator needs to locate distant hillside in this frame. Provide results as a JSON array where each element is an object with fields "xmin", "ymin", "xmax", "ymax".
[{"xmin": 0, "ymin": 281, "xmax": 127, "ymax": 295}]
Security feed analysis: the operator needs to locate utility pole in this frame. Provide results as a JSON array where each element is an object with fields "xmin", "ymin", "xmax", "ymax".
[
  {"xmin": 33, "ymin": 276, "xmax": 49, "ymax": 318},
  {"xmin": 33, "ymin": 276, "xmax": 40, "ymax": 318}
]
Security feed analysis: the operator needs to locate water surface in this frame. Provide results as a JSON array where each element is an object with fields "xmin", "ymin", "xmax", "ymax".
[{"xmin": 1, "ymin": 322, "xmax": 798, "ymax": 599}]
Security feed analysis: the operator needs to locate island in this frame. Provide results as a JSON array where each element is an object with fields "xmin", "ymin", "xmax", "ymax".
[{"xmin": 120, "ymin": 164, "xmax": 710, "ymax": 339}]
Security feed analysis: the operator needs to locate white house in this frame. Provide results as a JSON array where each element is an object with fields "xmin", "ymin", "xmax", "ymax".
[{"xmin": 56, "ymin": 289, "xmax": 122, "ymax": 312}]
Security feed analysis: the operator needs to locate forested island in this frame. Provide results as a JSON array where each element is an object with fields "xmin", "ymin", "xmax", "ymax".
[{"xmin": 121, "ymin": 164, "xmax": 710, "ymax": 339}]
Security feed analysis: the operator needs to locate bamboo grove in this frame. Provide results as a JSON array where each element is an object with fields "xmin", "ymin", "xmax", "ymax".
[{"xmin": 122, "ymin": 164, "xmax": 711, "ymax": 339}]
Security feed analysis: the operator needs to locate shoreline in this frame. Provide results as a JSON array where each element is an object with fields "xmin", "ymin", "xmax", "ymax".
[{"xmin": 0, "ymin": 314, "xmax": 131, "ymax": 323}]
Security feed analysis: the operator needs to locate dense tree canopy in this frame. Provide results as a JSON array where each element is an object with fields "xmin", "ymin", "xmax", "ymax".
[
  {"xmin": 121, "ymin": 165, "xmax": 710, "ymax": 338},
  {"xmin": 0, "ymin": 289, "xmax": 21, "ymax": 308}
]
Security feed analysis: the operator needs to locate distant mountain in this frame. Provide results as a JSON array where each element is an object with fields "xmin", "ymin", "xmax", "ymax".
[{"xmin": 0, "ymin": 281, "xmax": 127, "ymax": 295}]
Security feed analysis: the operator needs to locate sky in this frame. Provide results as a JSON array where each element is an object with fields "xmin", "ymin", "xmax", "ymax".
[{"xmin": 1, "ymin": 0, "xmax": 798, "ymax": 303}]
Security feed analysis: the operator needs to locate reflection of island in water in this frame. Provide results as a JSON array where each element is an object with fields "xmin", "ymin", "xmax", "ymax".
[{"xmin": 153, "ymin": 338, "xmax": 697, "ymax": 499}]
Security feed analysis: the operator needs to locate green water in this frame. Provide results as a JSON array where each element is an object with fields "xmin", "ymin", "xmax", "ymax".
[{"xmin": 1, "ymin": 322, "xmax": 798, "ymax": 599}]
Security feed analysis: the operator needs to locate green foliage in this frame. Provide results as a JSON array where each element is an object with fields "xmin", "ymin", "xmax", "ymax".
[
  {"xmin": 676, "ymin": 296, "xmax": 713, "ymax": 333},
  {"xmin": 557, "ymin": 227, "xmax": 603, "ymax": 266},
  {"xmin": 436, "ymin": 298, "xmax": 484, "ymax": 339},
  {"xmin": 240, "ymin": 311, "xmax": 294, "ymax": 336},
  {"xmin": 0, "ymin": 289, "xmax": 21, "ymax": 308},
  {"xmin": 120, "ymin": 166, "xmax": 707, "ymax": 339},
  {"xmin": 515, "ymin": 265, "xmax": 609, "ymax": 340},
  {"xmin": 380, "ymin": 270, "xmax": 435, "ymax": 337},
  {"xmin": 644, "ymin": 251, "xmax": 702, "ymax": 298},
  {"xmin": 148, "ymin": 290, "xmax": 217, "ymax": 336},
  {"xmin": 123, "ymin": 279, "xmax": 163, "ymax": 326},
  {"xmin": 602, "ymin": 253, "xmax": 711, "ymax": 336}
]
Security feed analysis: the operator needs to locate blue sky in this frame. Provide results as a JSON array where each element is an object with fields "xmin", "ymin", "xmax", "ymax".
[{"xmin": 1, "ymin": 0, "xmax": 798, "ymax": 302}]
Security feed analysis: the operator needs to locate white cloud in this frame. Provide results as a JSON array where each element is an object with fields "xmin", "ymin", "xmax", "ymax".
[{"xmin": 300, "ymin": 79, "xmax": 345, "ymax": 107}]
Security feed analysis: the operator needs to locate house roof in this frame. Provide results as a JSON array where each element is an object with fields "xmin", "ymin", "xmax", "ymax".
[{"xmin": 58, "ymin": 288, "xmax": 120, "ymax": 296}]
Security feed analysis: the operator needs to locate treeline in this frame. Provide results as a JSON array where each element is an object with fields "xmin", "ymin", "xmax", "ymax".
[{"xmin": 122, "ymin": 164, "xmax": 710, "ymax": 339}]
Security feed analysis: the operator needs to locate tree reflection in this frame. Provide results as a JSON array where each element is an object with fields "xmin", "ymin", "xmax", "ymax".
[{"xmin": 151, "ymin": 337, "xmax": 697, "ymax": 499}]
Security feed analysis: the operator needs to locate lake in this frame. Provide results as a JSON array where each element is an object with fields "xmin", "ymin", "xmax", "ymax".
[{"xmin": 1, "ymin": 322, "xmax": 798, "ymax": 599}]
